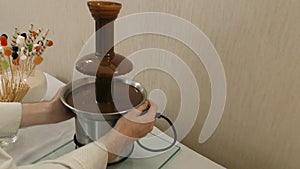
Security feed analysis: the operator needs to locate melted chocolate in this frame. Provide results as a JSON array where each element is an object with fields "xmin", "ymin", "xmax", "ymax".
[
  {"xmin": 71, "ymin": 1, "xmax": 140, "ymax": 114},
  {"xmin": 67, "ymin": 81, "xmax": 143, "ymax": 113}
]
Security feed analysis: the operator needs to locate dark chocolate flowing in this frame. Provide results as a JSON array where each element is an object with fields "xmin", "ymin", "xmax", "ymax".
[{"xmin": 76, "ymin": 1, "xmax": 133, "ymax": 105}]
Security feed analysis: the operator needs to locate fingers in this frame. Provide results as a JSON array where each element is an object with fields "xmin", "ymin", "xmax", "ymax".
[
  {"xmin": 124, "ymin": 100, "xmax": 157, "ymax": 123},
  {"xmin": 126, "ymin": 100, "xmax": 149, "ymax": 117},
  {"xmin": 113, "ymin": 100, "xmax": 157, "ymax": 140},
  {"xmin": 136, "ymin": 100, "xmax": 149, "ymax": 112},
  {"xmin": 138, "ymin": 100, "xmax": 157, "ymax": 122}
]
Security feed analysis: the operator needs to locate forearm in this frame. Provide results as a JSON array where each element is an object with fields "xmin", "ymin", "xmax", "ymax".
[
  {"xmin": 0, "ymin": 141, "xmax": 108, "ymax": 169},
  {"xmin": 98, "ymin": 129, "xmax": 133, "ymax": 162},
  {"xmin": 20, "ymin": 88, "xmax": 74, "ymax": 128},
  {"xmin": 20, "ymin": 102, "xmax": 52, "ymax": 128}
]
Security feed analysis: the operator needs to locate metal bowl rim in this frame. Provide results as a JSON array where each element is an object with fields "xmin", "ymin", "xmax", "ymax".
[{"xmin": 60, "ymin": 77, "xmax": 147, "ymax": 118}]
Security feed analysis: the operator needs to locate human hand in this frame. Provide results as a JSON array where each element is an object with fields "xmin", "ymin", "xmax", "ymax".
[
  {"xmin": 114, "ymin": 100, "xmax": 157, "ymax": 139},
  {"xmin": 47, "ymin": 87, "xmax": 74, "ymax": 123},
  {"xmin": 97, "ymin": 100, "xmax": 157, "ymax": 161},
  {"xmin": 21, "ymin": 87, "xmax": 74, "ymax": 127}
]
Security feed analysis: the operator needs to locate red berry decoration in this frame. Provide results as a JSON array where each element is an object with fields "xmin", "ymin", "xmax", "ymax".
[
  {"xmin": 46, "ymin": 40, "xmax": 53, "ymax": 47},
  {"xmin": 32, "ymin": 31, "xmax": 37, "ymax": 38},
  {"xmin": 0, "ymin": 36, "xmax": 8, "ymax": 46},
  {"xmin": 35, "ymin": 45, "xmax": 42, "ymax": 51},
  {"xmin": 1, "ymin": 34, "xmax": 8, "ymax": 39}
]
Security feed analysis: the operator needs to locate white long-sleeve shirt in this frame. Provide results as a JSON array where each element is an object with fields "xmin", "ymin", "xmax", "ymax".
[{"xmin": 0, "ymin": 102, "xmax": 108, "ymax": 169}]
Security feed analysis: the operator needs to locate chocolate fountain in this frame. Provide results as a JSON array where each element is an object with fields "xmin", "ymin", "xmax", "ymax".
[
  {"xmin": 60, "ymin": 1, "xmax": 147, "ymax": 163},
  {"xmin": 61, "ymin": 1, "xmax": 178, "ymax": 165}
]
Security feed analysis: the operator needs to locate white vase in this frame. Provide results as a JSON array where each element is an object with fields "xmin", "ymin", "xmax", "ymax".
[{"xmin": 22, "ymin": 70, "xmax": 47, "ymax": 103}]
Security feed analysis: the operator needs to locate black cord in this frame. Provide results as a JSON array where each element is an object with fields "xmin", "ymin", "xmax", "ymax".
[
  {"xmin": 73, "ymin": 134, "xmax": 85, "ymax": 148},
  {"xmin": 137, "ymin": 114, "xmax": 177, "ymax": 152}
]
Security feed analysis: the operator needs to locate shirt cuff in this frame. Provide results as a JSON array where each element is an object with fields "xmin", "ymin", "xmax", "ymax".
[
  {"xmin": 0, "ymin": 102, "xmax": 22, "ymax": 138},
  {"xmin": 40, "ymin": 142, "xmax": 108, "ymax": 169}
]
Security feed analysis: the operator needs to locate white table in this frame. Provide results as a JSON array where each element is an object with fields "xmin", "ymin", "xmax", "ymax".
[{"xmin": 4, "ymin": 73, "xmax": 225, "ymax": 169}]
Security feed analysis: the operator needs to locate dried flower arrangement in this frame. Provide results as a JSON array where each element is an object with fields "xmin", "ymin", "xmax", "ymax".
[{"xmin": 0, "ymin": 24, "xmax": 53, "ymax": 102}]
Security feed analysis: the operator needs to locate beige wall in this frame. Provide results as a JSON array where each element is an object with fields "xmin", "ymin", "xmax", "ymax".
[{"xmin": 1, "ymin": 0, "xmax": 300, "ymax": 168}]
